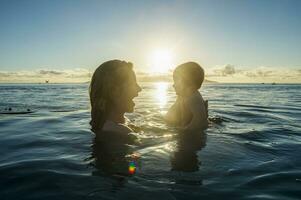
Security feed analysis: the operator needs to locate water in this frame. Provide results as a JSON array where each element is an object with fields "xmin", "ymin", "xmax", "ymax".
[{"xmin": 0, "ymin": 83, "xmax": 301, "ymax": 200}]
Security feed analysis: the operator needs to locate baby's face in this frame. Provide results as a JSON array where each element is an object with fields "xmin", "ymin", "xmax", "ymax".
[{"xmin": 173, "ymin": 74, "xmax": 185, "ymax": 96}]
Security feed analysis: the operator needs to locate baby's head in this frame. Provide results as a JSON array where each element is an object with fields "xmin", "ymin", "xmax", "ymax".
[{"xmin": 173, "ymin": 62, "xmax": 204, "ymax": 96}]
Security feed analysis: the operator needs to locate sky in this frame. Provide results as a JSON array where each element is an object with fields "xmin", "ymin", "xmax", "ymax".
[{"xmin": 0, "ymin": 0, "xmax": 300, "ymax": 83}]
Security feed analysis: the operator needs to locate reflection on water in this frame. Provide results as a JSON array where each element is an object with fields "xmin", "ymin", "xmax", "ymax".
[
  {"xmin": 90, "ymin": 131, "xmax": 140, "ymax": 178},
  {"xmin": 171, "ymin": 131, "xmax": 207, "ymax": 172},
  {"xmin": 154, "ymin": 82, "xmax": 168, "ymax": 109}
]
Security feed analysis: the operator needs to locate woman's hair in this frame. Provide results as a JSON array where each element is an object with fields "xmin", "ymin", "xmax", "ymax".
[
  {"xmin": 174, "ymin": 62, "xmax": 205, "ymax": 89},
  {"xmin": 89, "ymin": 60, "xmax": 133, "ymax": 133}
]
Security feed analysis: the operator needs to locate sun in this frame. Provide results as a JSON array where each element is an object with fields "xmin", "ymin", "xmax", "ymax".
[{"xmin": 148, "ymin": 49, "xmax": 174, "ymax": 73}]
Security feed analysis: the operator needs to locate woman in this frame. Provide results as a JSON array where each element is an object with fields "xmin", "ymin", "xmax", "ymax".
[
  {"xmin": 89, "ymin": 59, "xmax": 141, "ymax": 139},
  {"xmin": 89, "ymin": 60, "xmax": 141, "ymax": 176}
]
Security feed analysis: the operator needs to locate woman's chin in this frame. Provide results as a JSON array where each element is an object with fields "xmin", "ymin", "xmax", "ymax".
[
  {"xmin": 129, "ymin": 108, "xmax": 134, "ymax": 113},
  {"xmin": 124, "ymin": 99, "xmax": 135, "ymax": 113},
  {"xmin": 129, "ymin": 104, "xmax": 135, "ymax": 112},
  {"xmin": 125, "ymin": 105, "xmax": 134, "ymax": 113}
]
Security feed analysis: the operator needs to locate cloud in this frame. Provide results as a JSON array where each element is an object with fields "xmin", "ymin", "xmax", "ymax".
[
  {"xmin": 244, "ymin": 68, "xmax": 273, "ymax": 78},
  {"xmin": 0, "ymin": 66, "xmax": 300, "ymax": 83},
  {"xmin": 207, "ymin": 64, "xmax": 245, "ymax": 78},
  {"xmin": 0, "ymin": 72, "xmax": 12, "ymax": 77},
  {"xmin": 206, "ymin": 65, "xmax": 301, "ymax": 83},
  {"xmin": 211, "ymin": 64, "xmax": 236, "ymax": 76},
  {"xmin": 0, "ymin": 68, "xmax": 92, "ymax": 83},
  {"xmin": 39, "ymin": 70, "xmax": 65, "ymax": 75}
]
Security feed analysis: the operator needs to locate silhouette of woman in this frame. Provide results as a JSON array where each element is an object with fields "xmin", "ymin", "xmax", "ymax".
[
  {"xmin": 89, "ymin": 59, "xmax": 141, "ymax": 137},
  {"xmin": 89, "ymin": 60, "xmax": 141, "ymax": 177}
]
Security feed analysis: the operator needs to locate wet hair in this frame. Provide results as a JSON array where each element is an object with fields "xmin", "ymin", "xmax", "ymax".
[
  {"xmin": 89, "ymin": 60, "xmax": 133, "ymax": 133},
  {"xmin": 174, "ymin": 62, "xmax": 205, "ymax": 89}
]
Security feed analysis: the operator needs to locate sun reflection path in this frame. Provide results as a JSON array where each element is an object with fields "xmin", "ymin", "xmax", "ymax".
[{"xmin": 154, "ymin": 82, "xmax": 169, "ymax": 109}]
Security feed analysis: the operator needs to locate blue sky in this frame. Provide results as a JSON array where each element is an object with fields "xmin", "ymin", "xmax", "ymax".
[{"xmin": 0, "ymin": 0, "xmax": 300, "ymax": 82}]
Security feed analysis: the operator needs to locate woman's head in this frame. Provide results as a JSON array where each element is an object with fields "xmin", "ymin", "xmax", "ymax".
[{"xmin": 89, "ymin": 60, "xmax": 141, "ymax": 132}]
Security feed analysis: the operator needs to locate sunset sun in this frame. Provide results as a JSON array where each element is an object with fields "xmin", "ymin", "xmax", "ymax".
[{"xmin": 148, "ymin": 49, "xmax": 174, "ymax": 73}]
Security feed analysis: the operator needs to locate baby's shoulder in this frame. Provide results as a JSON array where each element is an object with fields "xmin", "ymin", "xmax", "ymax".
[{"xmin": 186, "ymin": 91, "xmax": 205, "ymax": 106}]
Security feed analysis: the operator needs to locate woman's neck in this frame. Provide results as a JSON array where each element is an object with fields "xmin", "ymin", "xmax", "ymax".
[{"xmin": 107, "ymin": 110, "xmax": 125, "ymax": 124}]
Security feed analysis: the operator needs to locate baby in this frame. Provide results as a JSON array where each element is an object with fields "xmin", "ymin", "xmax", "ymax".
[{"xmin": 165, "ymin": 62, "xmax": 208, "ymax": 131}]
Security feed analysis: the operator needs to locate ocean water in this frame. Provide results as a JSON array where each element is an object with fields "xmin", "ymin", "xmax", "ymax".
[{"xmin": 0, "ymin": 82, "xmax": 300, "ymax": 200}]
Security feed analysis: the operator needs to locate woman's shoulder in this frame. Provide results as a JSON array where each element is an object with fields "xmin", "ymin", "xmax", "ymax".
[
  {"xmin": 95, "ymin": 121, "xmax": 138, "ymax": 145},
  {"xmin": 102, "ymin": 120, "xmax": 133, "ymax": 134}
]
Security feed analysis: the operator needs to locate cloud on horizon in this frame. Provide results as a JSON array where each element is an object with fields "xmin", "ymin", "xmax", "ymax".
[
  {"xmin": 0, "ymin": 68, "xmax": 92, "ymax": 83},
  {"xmin": 0, "ymin": 65, "xmax": 300, "ymax": 83},
  {"xmin": 206, "ymin": 65, "xmax": 301, "ymax": 83}
]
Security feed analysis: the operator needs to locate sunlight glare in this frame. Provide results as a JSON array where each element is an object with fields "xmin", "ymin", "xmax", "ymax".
[
  {"xmin": 149, "ymin": 49, "xmax": 174, "ymax": 73},
  {"xmin": 154, "ymin": 82, "xmax": 168, "ymax": 109}
]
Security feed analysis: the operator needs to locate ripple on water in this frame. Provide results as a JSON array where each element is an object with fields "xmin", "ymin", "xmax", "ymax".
[{"xmin": 0, "ymin": 83, "xmax": 301, "ymax": 199}]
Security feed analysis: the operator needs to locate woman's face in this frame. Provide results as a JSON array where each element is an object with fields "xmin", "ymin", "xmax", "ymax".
[{"xmin": 113, "ymin": 70, "xmax": 141, "ymax": 113}]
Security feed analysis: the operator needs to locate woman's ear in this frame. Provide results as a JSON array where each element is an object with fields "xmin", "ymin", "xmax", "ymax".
[{"xmin": 110, "ymin": 86, "xmax": 120, "ymax": 99}]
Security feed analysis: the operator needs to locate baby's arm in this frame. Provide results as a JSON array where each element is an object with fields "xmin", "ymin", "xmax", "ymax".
[{"xmin": 182, "ymin": 97, "xmax": 208, "ymax": 131}]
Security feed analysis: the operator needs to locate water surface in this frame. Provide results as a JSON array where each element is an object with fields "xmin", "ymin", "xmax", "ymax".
[{"xmin": 0, "ymin": 83, "xmax": 300, "ymax": 199}]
